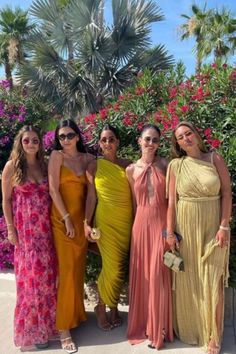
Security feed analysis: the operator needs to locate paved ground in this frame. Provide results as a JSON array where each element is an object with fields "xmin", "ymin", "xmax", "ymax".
[{"xmin": 0, "ymin": 270, "xmax": 235, "ymax": 354}]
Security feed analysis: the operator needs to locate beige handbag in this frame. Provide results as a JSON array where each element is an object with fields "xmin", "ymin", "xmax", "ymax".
[
  {"xmin": 90, "ymin": 227, "xmax": 101, "ymax": 240},
  {"xmin": 163, "ymin": 250, "xmax": 184, "ymax": 272}
]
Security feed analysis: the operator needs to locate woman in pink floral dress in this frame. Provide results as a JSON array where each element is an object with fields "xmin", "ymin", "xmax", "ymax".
[{"xmin": 1, "ymin": 125, "xmax": 57, "ymax": 350}]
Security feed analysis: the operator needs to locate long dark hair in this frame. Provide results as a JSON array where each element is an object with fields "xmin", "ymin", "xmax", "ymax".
[
  {"xmin": 54, "ymin": 119, "xmax": 86, "ymax": 152},
  {"xmin": 10, "ymin": 125, "xmax": 46, "ymax": 185}
]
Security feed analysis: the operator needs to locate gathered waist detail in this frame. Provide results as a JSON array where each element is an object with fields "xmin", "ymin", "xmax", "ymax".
[{"xmin": 179, "ymin": 195, "xmax": 220, "ymax": 202}]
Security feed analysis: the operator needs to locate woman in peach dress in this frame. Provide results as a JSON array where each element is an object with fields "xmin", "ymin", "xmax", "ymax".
[{"xmin": 126, "ymin": 124, "xmax": 173, "ymax": 349}]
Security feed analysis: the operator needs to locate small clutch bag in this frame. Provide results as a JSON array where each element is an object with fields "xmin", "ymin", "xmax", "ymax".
[
  {"xmin": 90, "ymin": 227, "xmax": 101, "ymax": 240},
  {"xmin": 163, "ymin": 250, "xmax": 184, "ymax": 272}
]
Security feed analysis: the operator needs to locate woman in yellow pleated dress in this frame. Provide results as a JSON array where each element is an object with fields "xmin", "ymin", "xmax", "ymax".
[
  {"xmin": 84, "ymin": 124, "xmax": 132, "ymax": 330},
  {"xmin": 48, "ymin": 119, "xmax": 94, "ymax": 353},
  {"xmin": 166, "ymin": 121, "xmax": 231, "ymax": 354}
]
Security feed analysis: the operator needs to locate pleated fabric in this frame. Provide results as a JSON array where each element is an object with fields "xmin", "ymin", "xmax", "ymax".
[
  {"xmin": 51, "ymin": 166, "xmax": 87, "ymax": 330},
  {"xmin": 127, "ymin": 164, "xmax": 173, "ymax": 349},
  {"xmin": 167, "ymin": 157, "xmax": 229, "ymax": 349},
  {"xmin": 94, "ymin": 158, "xmax": 132, "ymax": 307}
]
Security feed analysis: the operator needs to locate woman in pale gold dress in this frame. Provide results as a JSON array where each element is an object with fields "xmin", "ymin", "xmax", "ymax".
[{"xmin": 166, "ymin": 121, "xmax": 231, "ymax": 354}]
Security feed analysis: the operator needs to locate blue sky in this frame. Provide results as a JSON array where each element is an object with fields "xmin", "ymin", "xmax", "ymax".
[{"xmin": 0, "ymin": 0, "xmax": 236, "ymax": 77}]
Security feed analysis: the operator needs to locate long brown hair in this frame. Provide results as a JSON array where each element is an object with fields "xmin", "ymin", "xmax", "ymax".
[
  {"xmin": 10, "ymin": 125, "xmax": 46, "ymax": 185},
  {"xmin": 171, "ymin": 121, "xmax": 208, "ymax": 158}
]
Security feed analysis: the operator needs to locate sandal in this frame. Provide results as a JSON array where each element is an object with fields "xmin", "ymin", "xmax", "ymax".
[
  {"xmin": 208, "ymin": 341, "xmax": 221, "ymax": 354},
  {"xmin": 60, "ymin": 337, "xmax": 77, "ymax": 354},
  {"xmin": 109, "ymin": 308, "xmax": 123, "ymax": 328},
  {"xmin": 94, "ymin": 304, "xmax": 113, "ymax": 331}
]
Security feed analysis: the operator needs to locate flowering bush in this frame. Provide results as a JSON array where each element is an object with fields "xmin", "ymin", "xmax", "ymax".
[
  {"xmin": 82, "ymin": 62, "xmax": 236, "ymax": 199},
  {"xmin": 82, "ymin": 62, "xmax": 236, "ymax": 286},
  {"xmin": 0, "ymin": 81, "xmax": 54, "ymax": 171},
  {"xmin": 0, "ymin": 217, "xmax": 14, "ymax": 269}
]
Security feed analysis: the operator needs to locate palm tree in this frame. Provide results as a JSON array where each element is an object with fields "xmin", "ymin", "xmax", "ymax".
[
  {"xmin": 0, "ymin": 6, "xmax": 34, "ymax": 86},
  {"xmin": 17, "ymin": 0, "xmax": 173, "ymax": 116},
  {"xmin": 199, "ymin": 8, "xmax": 236, "ymax": 61},
  {"xmin": 179, "ymin": 3, "xmax": 212, "ymax": 72}
]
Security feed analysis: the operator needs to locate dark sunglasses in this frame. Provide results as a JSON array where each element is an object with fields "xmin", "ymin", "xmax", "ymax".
[
  {"xmin": 100, "ymin": 137, "xmax": 116, "ymax": 144},
  {"xmin": 22, "ymin": 138, "xmax": 40, "ymax": 145},
  {"xmin": 58, "ymin": 133, "xmax": 77, "ymax": 141},
  {"xmin": 143, "ymin": 136, "xmax": 159, "ymax": 144}
]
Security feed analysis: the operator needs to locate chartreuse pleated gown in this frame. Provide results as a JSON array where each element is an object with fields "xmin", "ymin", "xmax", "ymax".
[
  {"xmin": 94, "ymin": 158, "xmax": 132, "ymax": 307},
  {"xmin": 51, "ymin": 165, "xmax": 87, "ymax": 330},
  {"xmin": 167, "ymin": 156, "xmax": 229, "ymax": 350}
]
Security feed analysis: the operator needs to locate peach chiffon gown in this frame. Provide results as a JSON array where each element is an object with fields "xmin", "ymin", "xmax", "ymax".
[{"xmin": 127, "ymin": 163, "xmax": 173, "ymax": 349}]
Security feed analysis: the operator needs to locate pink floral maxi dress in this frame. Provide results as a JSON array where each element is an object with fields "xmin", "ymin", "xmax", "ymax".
[{"xmin": 12, "ymin": 180, "xmax": 57, "ymax": 347}]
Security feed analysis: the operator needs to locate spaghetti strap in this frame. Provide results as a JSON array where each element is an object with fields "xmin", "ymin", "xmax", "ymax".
[{"xmin": 211, "ymin": 151, "xmax": 214, "ymax": 165}]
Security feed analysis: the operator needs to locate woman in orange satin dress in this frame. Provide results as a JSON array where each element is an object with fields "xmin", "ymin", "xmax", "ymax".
[{"xmin": 48, "ymin": 119, "xmax": 94, "ymax": 353}]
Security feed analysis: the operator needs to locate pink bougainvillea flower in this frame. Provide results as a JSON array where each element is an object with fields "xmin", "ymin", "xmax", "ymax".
[
  {"xmin": 113, "ymin": 103, "xmax": 120, "ymax": 111},
  {"xmin": 169, "ymin": 87, "xmax": 178, "ymax": 98},
  {"xmin": 135, "ymin": 87, "xmax": 146, "ymax": 95},
  {"xmin": 137, "ymin": 122, "xmax": 145, "ymax": 131},
  {"xmin": 43, "ymin": 131, "xmax": 55, "ymax": 149},
  {"xmin": 118, "ymin": 95, "xmax": 125, "ymax": 101},
  {"xmin": 204, "ymin": 128, "xmax": 212, "ymax": 137},
  {"xmin": 84, "ymin": 113, "xmax": 97, "ymax": 124},
  {"xmin": 211, "ymin": 63, "xmax": 217, "ymax": 69},
  {"xmin": 99, "ymin": 108, "xmax": 108, "ymax": 120},
  {"xmin": 180, "ymin": 105, "xmax": 189, "ymax": 113},
  {"xmin": 210, "ymin": 139, "xmax": 221, "ymax": 148}
]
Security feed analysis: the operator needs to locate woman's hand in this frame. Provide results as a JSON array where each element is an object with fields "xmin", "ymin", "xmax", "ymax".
[
  {"xmin": 64, "ymin": 217, "xmax": 75, "ymax": 238},
  {"xmin": 166, "ymin": 233, "xmax": 179, "ymax": 252},
  {"xmin": 7, "ymin": 227, "xmax": 18, "ymax": 246},
  {"xmin": 215, "ymin": 228, "xmax": 229, "ymax": 248}
]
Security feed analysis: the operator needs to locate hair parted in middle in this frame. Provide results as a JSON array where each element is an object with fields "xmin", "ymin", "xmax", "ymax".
[
  {"xmin": 10, "ymin": 125, "xmax": 46, "ymax": 185},
  {"xmin": 54, "ymin": 119, "xmax": 87, "ymax": 153},
  {"xmin": 99, "ymin": 124, "xmax": 120, "ymax": 140},
  {"xmin": 171, "ymin": 121, "xmax": 208, "ymax": 158}
]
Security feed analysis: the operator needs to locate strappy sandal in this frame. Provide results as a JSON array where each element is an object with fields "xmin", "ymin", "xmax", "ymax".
[
  {"xmin": 109, "ymin": 308, "xmax": 123, "ymax": 328},
  {"xmin": 60, "ymin": 337, "xmax": 77, "ymax": 354},
  {"xmin": 94, "ymin": 304, "xmax": 113, "ymax": 331}
]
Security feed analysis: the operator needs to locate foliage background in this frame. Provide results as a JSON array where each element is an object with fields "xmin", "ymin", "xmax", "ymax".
[{"xmin": 0, "ymin": 62, "xmax": 235, "ymax": 286}]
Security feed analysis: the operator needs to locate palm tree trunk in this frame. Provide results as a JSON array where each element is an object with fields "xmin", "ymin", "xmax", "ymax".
[{"xmin": 4, "ymin": 57, "xmax": 13, "ymax": 88}]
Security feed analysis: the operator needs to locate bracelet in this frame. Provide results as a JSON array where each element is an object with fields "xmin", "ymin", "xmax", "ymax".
[
  {"xmin": 219, "ymin": 225, "xmax": 230, "ymax": 231},
  {"xmin": 61, "ymin": 213, "xmax": 70, "ymax": 221}
]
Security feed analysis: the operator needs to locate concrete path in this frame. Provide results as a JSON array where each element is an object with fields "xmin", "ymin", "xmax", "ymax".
[{"xmin": 0, "ymin": 270, "xmax": 235, "ymax": 354}]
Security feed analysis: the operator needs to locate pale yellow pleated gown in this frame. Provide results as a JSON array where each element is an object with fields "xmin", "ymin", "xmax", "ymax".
[
  {"xmin": 94, "ymin": 158, "xmax": 132, "ymax": 307},
  {"xmin": 167, "ymin": 157, "xmax": 229, "ymax": 350}
]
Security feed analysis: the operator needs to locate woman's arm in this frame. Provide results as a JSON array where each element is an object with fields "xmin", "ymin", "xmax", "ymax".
[
  {"xmin": 166, "ymin": 168, "xmax": 178, "ymax": 251},
  {"xmin": 1, "ymin": 161, "xmax": 18, "ymax": 246},
  {"xmin": 48, "ymin": 150, "xmax": 74, "ymax": 238},
  {"xmin": 213, "ymin": 153, "xmax": 232, "ymax": 248},
  {"xmin": 126, "ymin": 164, "xmax": 137, "ymax": 216},
  {"xmin": 84, "ymin": 160, "xmax": 97, "ymax": 241}
]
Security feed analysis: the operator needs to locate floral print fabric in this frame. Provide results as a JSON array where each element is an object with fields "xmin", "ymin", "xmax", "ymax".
[{"xmin": 12, "ymin": 180, "xmax": 57, "ymax": 347}]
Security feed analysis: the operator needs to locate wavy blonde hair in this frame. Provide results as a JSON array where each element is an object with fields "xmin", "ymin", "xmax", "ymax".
[
  {"xmin": 10, "ymin": 125, "xmax": 46, "ymax": 185},
  {"xmin": 171, "ymin": 121, "xmax": 208, "ymax": 158}
]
